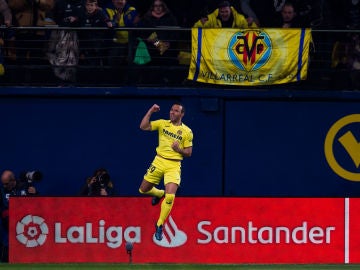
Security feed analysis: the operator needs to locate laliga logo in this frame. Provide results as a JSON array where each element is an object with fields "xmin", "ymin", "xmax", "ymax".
[
  {"xmin": 153, "ymin": 216, "xmax": 187, "ymax": 248},
  {"xmin": 16, "ymin": 215, "xmax": 49, "ymax": 247},
  {"xmin": 228, "ymin": 30, "xmax": 272, "ymax": 72}
]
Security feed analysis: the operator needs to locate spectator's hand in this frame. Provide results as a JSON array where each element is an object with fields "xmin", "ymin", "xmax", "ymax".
[
  {"xmin": 100, "ymin": 188, "xmax": 108, "ymax": 196},
  {"xmin": 106, "ymin": 21, "xmax": 113, "ymax": 28},
  {"xmin": 246, "ymin": 17, "xmax": 254, "ymax": 26},
  {"xmin": 147, "ymin": 32, "xmax": 158, "ymax": 44},
  {"xmin": 27, "ymin": 186, "xmax": 37, "ymax": 194},
  {"xmin": 200, "ymin": 17, "xmax": 208, "ymax": 25},
  {"xmin": 157, "ymin": 41, "xmax": 170, "ymax": 55},
  {"xmin": 4, "ymin": 20, "xmax": 11, "ymax": 27},
  {"xmin": 88, "ymin": 177, "xmax": 96, "ymax": 187},
  {"xmin": 64, "ymin": 16, "xmax": 77, "ymax": 23}
]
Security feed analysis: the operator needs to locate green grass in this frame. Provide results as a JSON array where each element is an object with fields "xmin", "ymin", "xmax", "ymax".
[{"xmin": 1, "ymin": 264, "xmax": 360, "ymax": 270}]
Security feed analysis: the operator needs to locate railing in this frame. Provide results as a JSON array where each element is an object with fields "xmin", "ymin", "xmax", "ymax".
[{"xmin": 0, "ymin": 26, "xmax": 359, "ymax": 90}]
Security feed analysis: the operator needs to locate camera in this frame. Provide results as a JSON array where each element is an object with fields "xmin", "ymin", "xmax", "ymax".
[
  {"xmin": 95, "ymin": 172, "xmax": 110, "ymax": 188},
  {"xmin": 88, "ymin": 173, "xmax": 110, "ymax": 195},
  {"xmin": 85, "ymin": 168, "xmax": 112, "ymax": 196},
  {"xmin": 19, "ymin": 170, "xmax": 43, "ymax": 187}
]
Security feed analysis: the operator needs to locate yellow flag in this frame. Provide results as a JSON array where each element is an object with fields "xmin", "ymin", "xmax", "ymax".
[{"xmin": 188, "ymin": 28, "xmax": 312, "ymax": 86}]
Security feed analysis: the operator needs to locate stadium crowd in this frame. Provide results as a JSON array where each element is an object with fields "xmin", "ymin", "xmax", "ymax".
[{"xmin": 0, "ymin": 0, "xmax": 359, "ymax": 87}]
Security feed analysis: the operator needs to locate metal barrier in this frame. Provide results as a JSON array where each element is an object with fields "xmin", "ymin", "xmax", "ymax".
[{"xmin": 0, "ymin": 26, "xmax": 359, "ymax": 89}]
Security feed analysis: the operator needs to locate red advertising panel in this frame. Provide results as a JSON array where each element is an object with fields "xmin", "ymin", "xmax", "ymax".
[
  {"xmin": 349, "ymin": 198, "xmax": 360, "ymax": 263},
  {"xmin": 9, "ymin": 197, "xmax": 346, "ymax": 263}
]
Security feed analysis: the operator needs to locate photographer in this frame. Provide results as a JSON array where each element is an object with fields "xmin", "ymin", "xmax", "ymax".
[
  {"xmin": 17, "ymin": 170, "xmax": 42, "ymax": 196},
  {"xmin": 79, "ymin": 168, "xmax": 115, "ymax": 196},
  {"xmin": 0, "ymin": 170, "xmax": 39, "ymax": 262}
]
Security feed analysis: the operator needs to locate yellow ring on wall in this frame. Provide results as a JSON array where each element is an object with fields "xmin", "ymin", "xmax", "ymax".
[{"xmin": 324, "ymin": 114, "xmax": 360, "ymax": 181}]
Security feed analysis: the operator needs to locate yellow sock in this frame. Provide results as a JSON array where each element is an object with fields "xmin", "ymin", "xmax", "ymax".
[
  {"xmin": 139, "ymin": 187, "xmax": 164, "ymax": 198},
  {"xmin": 157, "ymin": 193, "xmax": 175, "ymax": 226}
]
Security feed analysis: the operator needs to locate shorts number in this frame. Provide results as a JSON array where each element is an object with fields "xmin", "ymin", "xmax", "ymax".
[
  {"xmin": 149, "ymin": 165, "xmax": 156, "ymax": 173},
  {"xmin": 146, "ymin": 164, "xmax": 156, "ymax": 174}
]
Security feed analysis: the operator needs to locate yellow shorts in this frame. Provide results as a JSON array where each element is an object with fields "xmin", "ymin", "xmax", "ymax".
[{"xmin": 144, "ymin": 155, "xmax": 182, "ymax": 186}]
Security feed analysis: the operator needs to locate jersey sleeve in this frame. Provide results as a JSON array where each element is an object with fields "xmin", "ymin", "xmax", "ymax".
[
  {"xmin": 150, "ymin": 119, "xmax": 164, "ymax": 131},
  {"xmin": 183, "ymin": 128, "xmax": 193, "ymax": 148}
]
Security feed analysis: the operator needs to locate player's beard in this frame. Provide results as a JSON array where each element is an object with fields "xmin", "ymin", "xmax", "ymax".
[{"xmin": 170, "ymin": 114, "xmax": 180, "ymax": 124}]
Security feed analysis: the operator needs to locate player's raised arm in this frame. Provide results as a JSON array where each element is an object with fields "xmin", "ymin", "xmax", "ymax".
[{"xmin": 140, "ymin": 104, "xmax": 160, "ymax": 130}]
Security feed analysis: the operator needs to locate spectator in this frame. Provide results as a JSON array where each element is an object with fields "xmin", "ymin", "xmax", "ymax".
[
  {"xmin": 104, "ymin": 0, "xmax": 139, "ymax": 66},
  {"xmin": 0, "ymin": 0, "xmax": 11, "ymax": 29},
  {"xmin": 239, "ymin": 0, "xmax": 314, "ymax": 27},
  {"xmin": 47, "ymin": 0, "xmax": 83, "ymax": 82},
  {"xmin": 331, "ymin": 33, "xmax": 360, "ymax": 90},
  {"xmin": 51, "ymin": 0, "xmax": 83, "ymax": 27},
  {"xmin": 0, "ymin": 170, "xmax": 37, "ymax": 262},
  {"xmin": 239, "ymin": 0, "xmax": 259, "ymax": 27},
  {"xmin": 237, "ymin": 0, "xmax": 285, "ymax": 27},
  {"xmin": 193, "ymin": 0, "xmax": 257, "ymax": 28},
  {"xmin": 79, "ymin": 168, "xmax": 115, "ymax": 196},
  {"xmin": 7, "ymin": 0, "xmax": 54, "ymax": 65},
  {"xmin": 274, "ymin": 1, "xmax": 302, "ymax": 28},
  {"xmin": 345, "ymin": 0, "xmax": 360, "ymax": 29},
  {"xmin": 79, "ymin": 0, "xmax": 112, "ymax": 66},
  {"xmin": 139, "ymin": 0, "xmax": 178, "ymax": 63},
  {"xmin": 0, "ymin": 0, "xmax": 12, "ymax": 76}
]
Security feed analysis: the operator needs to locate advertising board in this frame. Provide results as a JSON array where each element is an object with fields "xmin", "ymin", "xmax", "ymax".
[{"xmin": 9, "ymin": 197, "xmax": 355, "ymax": 263}]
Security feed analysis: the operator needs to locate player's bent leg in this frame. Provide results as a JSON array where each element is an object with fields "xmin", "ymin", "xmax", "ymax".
[
  {"xmin": 139, "ymin": 179, "xmax": 165, "ymax": 204},
  {"xmin": 153, "ymin": 182, "xmax": 177, "ymax": 241},
  {"xmin": 156, "ymin": 193, "xmax": 175, "ymax": 226},
  {"xmin": 139, "ymin": 179, "xmax": 154, "ymax": 193},
  {"xmin": 139, "ymin": 186, "xmax": 164, "ymax": 198},
  {"xmin": 154, "ymin": 193, "xmax": 175, "ymax": 241}
]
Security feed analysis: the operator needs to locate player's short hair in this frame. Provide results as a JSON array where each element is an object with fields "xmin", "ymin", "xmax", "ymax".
[{"xmin": 173, "ymin": 102, "xmax": 185, "ymax": 114}]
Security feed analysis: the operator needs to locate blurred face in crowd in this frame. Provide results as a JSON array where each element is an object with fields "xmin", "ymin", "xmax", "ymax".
[
  {"xmin": 112, "ymin": 0, "xmax": 126, "ymax": 10},
  {"xmin": 86, "ymin": 1, "xmax": 98, "ymax": 14},
  {"xmin": 281, "ymin": 4, "xmax": 296, "ymax": 23},
  {"xmin": 218, "ymin": 6, "xmax": 231, "ymax": 22},
  {"xmin": 1, "ymin": 170, "xmax": 16, "ymax": 191},
  {"xmin": 152, "ymin": 0, "xmax": 164, "ymax": 15}
]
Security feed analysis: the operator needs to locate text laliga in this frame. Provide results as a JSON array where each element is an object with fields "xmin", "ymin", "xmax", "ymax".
[
  {"xmin": 197, "ymin": 221, "xmax": 335, "ymax": 244},
  {"xmin": 55, "ymin": 220, "xmax": 140, "ymax": 248}
]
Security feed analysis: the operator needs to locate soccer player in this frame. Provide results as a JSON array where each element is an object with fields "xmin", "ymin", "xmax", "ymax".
[{"xmin": 138, "ymin": 103, "xmax": 193, "ymax": 241}]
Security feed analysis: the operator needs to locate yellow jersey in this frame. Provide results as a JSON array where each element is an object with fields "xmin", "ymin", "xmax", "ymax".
[{"xmin": 151, "ymin": 119, "xmax": 193, "ymax": 160}]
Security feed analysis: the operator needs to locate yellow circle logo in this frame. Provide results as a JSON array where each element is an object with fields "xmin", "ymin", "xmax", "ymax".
[{"xmin": 324, "ymin": 114, "xmax": 360, "ymax": 181}]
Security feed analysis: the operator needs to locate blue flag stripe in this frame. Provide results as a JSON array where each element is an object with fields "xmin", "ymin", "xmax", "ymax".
[
  {"xmin": 297, "ymin": 28, "xmax": 306, "ymax": 81},
  {"xmin": 193, "ymin": 28, "xmax": 203, "ymax": 81}
]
